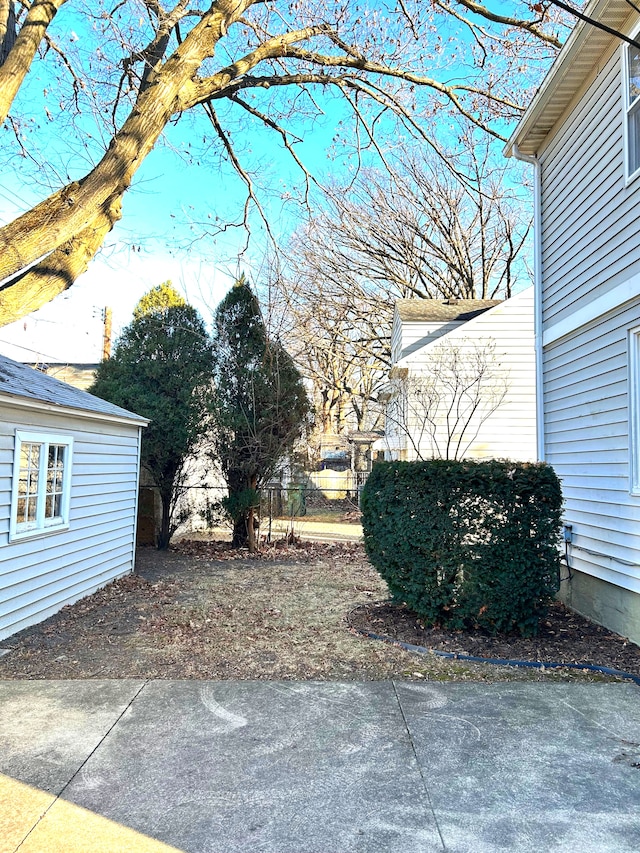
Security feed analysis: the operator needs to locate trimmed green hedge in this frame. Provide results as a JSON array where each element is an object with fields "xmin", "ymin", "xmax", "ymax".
[{"xmin": 360, "ymin": 459, "xmax": 563, "ymax": 637}]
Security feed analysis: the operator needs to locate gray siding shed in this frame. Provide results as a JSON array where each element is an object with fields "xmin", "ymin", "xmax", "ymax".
[{"xmin": 0, "ymin": 355, "xmax": 147, "ymax": 641}]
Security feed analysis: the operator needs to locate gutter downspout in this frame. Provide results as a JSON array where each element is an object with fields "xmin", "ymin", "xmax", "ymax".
[{"xmin": 512, "ymin": 145, "xmax": 544, "ymax": 462}]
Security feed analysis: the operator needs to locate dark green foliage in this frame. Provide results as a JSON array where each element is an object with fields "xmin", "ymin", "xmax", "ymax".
[
  {"xmin": 221, "ymin": 488, "xmax": 260, "ymax": 528},
  {"xmin": 211, "ymin": 277, "xmax": 311, "ymax": 549},
  {"xmin": 90, "ymin": 303, "xmax": 215, "ymax": 549},
  {"xmin": 360, "ymin": 459, "xmax": 563, "ymax": 637}
]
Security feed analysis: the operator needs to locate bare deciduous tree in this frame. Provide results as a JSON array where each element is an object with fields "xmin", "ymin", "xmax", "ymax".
[
  {"xmin": 270, "ymin": 139, "xmax": 530, "ymax": 436},
  {"xmin": 285, "ymin": 138, "xmax": 532, "ymax": 304},
  {"xmin": 0, "ymin": 0, "xmax": 569, "ymax": 324},
  {"xmin": 383, "ymin": 341, "xmax": 509, "ymax": 461},
  {"xmin": 270, "ymin": 274, "xmax": 387, "ymax": 437}
]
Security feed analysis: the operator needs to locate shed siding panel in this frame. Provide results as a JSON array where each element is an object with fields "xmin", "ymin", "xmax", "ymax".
[
  {"xmin": 0, "ymin": 403, "xmax": 141, "ymax": 641},
  {"xmin": 539, "ymin": 45, "xmax": 640, "ymax": 330},
  {"xmin": 399, "ymin": 321, "xmax": 466, "ymax": 362},
  {"xmin": 0, "ymin": 431, "xmax": 12, "ymax": 539},
  {"xmin": 543, "ymin": 298, "xmax": 640, "ymax": 592}
]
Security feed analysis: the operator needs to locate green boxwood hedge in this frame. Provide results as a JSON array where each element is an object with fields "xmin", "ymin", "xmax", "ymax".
[{"xmin": 360, "ymin": 459, "xmax": 563, "ymax": 637}]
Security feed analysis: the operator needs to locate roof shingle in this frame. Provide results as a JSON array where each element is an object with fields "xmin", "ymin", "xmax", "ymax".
[
  {"xmin": 396, "ymin": 299, "xmax": 502, "ymax": 323},
  {"xmin": 0, "ymin": 354, "xmax": 147, "ymax": 424}
]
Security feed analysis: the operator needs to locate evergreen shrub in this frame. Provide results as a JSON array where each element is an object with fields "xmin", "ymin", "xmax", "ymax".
[{"xmin": 360, "ymin": 459, "xmax": 563, "ymax": 637}]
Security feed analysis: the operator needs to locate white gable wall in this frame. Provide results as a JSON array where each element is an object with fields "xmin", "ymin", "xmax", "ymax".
[
  {"xmin": 390, "ymin": 311, "xmax": 403, "ymax": 365},
  {"xmin": 394, "ymin": 320, "xmax": 466, "ymax": 364},
  {"xmin": 399, "ymin": 289, "xmax": 536, "ymax": 462},
  {"xmin": 0, "ymin": 402, "xmax": 142, "ymax": 641}
]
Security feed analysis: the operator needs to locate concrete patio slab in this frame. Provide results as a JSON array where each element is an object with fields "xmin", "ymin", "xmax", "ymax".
[
  {"xmin": 0, "ymin": 774, "xmax": 57, "ymax": 853},
  {"xmin": 396, "ymin": 683, "xmax": 640, "ymax": 853},
  {"xmin": 0, "ymin": 681, "xmax": 638, "ymax": 853},
  {"xmin": 0, "ymin": 681, "xmax": 145, "ymax": 852},
  {"xmin": 61, "ymin": 681, "xmax": 442, "ymax": 853},
  {"xmin": 0, "ymin": 680, "xmax": 145, "ymax": 794},
  {"xmin": 1, "ymin": 772, "xmax": 183, "ymax": 853}
]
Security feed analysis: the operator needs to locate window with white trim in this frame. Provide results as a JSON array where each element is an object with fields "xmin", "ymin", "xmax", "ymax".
[
  {"xmin": 10, "ymin": 432, "xmax": 73, "ymax": 540},
  {"xmin": 629, "ymin": 328, "xmax": 640, "ymax": 494},
  {"xmin": 625, "ymin": 40, "xmax": 640, "ymax": 179}
]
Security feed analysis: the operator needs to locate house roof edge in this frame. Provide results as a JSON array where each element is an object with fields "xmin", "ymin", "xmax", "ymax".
[{"xmin": 505, "ymin": 0, "xmax": 631, "ymax": 157}]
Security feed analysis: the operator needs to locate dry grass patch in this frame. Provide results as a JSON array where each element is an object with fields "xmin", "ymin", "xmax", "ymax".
[{"xmin": 0, "ymin": 541, "xmax": 632, "ymax": 683}]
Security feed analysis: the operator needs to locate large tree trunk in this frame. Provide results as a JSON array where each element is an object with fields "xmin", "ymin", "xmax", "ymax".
[
  {"xmin": 0, "ymin": 197, "xmax": 121, "ymax": 323},
  {"xmin": 229, "ymin": 472, "xmax": 259, "ymax": 552},
  {"xmin": 0, "ymin": 5, "xmax": 231, "ymax": 324},
  {"xmin": 230, "ymin": 509, "xmax": 258, "ymax": 552},
  {"xmin": 247, "ymin": 504, "xmax": 257, "ymax": 553},
  {"xmin": 231, "ymin": 515, "xmax": 247, "ymax": 549}
]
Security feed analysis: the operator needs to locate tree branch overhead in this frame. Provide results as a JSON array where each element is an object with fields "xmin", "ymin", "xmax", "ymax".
[{"xmin": 0, "ymin": 0, "xmax": 574, "ymax": 323}]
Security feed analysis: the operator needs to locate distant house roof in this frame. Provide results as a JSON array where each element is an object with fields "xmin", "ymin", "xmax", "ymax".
[
  {"xmin": 0, "ymin": 354, "xmax": 148, "ymax": 425},
  {"xmin": 396, "ymin": 299, "xmax": 502, "ymax": 323}
]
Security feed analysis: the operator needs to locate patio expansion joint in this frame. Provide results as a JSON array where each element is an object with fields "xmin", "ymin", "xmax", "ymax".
[
  {"xmin": 392, "ymin": 680, "xmax": 447, "ymax": 852},
  {"xmin": 11, "ymin": 679, "xmax": 151, "ymax": 853}
]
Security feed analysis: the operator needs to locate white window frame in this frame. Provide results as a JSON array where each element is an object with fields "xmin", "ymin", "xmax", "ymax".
[
  {"xmin": 623, "ymin": 33, "xmax": 640, "ymax": 183},
  {"xmin": 9, "ymin": 431, "xmax": 73, "ymax": 542}
]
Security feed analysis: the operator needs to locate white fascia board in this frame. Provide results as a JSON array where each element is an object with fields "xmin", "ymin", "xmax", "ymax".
[
  {"xmin": 0, "ymin": 393, "xmax": 149, "ymax": 428},
  {"xmin": 504, "ymin": 0, "xmax": 615, "ymax": 156},
  {"xmin": 543, "ymin": 272, "xmax": 640, "ymax": 345}
]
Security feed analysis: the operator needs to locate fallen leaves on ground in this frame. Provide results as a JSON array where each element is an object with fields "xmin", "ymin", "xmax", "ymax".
[{"xmin": 0, "ymin": 541, "xmax": 636, "ymax": 683}]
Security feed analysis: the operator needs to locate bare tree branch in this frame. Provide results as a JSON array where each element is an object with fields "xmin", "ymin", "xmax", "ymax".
[
  {"xmin": 0, "ymin": 0, "xmax": 570, "ymax": 322},
  {"xmin": 440, "ymin": 0, "xmax": 563, "ymax": 48}
]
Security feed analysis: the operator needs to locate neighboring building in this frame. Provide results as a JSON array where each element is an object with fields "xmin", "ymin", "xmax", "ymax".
[
  {"xmin": 35, "ymin": 363, "xmax": 99, "ymax": 392},
  {"xmin": 505, "ymin": 0, "xmax": 640, "ymax": 643},
  {"xmin": 0, "ymin": 355, "xmax": 148, "ymax": 641},
  {"xmin": 377, "ymin": 290, "xmax": 536, "ymax": 462},
  {"xmin": 318, "ymin": 433, "xmax": 351, "ymax": 471},
  {"xmin": 390, "ymin": 298, "xmax": 502, "ymax": 366}
]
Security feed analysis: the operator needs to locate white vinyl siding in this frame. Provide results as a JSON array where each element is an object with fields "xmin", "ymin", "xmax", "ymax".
[
  {"xmin": 624, "ymin": 36, "xmax": 640, "ymax": 179},
  {"xmin": 0, "ymin": 404, "xmax": 142, "ymax": 641},
  {"xmin": 539, "ymin": 45, "xmax": 640, "ymax": 330},
  {"xmin": 394, "ymin": 289, "xmax": 536, "ymax": 462},
  {"xmin": 543, "ymin": 299, "xmax": 640, "ymax": 593},
  {"xmin": 394, "ymin": 320, "xmax": 465, "ymax": 363},
  {"xmin": 629, "ymin": 326, "xmax": 640, "ymax": 492},
  {"xmin": 390, "ymin": 313, "xmax": 403, "ymax": 364},
  {"xmin": 536, "ymin": 29, "xmax": 640, "ymax": 597}
]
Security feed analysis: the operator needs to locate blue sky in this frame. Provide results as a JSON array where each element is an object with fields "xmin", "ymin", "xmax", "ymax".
[
  {"xmin": 0, "ymin": 1, "xmax": 552, "ymax": 362},
  {"xmin": 0, "ymin": 7, "xmax": 371, "ymax": 362}
]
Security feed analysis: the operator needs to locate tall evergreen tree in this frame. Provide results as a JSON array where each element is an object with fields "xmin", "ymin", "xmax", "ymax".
[
  {"xmin": 133, "ymin": 281, "xmax": 185, "ymax": 320},
  {"xmin": 212, "ymin": 277, "xmax": 311, "ymax": 551},
  {"xmin": 91, "ymin": 298, "xmax": 215, "ymax": 548}
]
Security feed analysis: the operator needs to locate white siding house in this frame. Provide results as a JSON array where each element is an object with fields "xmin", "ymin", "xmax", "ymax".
[
  {"xmin": 379, "ymin": 290, "xmax": 536, "ymax": 462},
  {"xmin": 506, "ymin": 0, "xmax": 640, "ymax": 643},
  {"xmin": 0, "ymin": 355, "xmax": 148, "ymax": 641}
]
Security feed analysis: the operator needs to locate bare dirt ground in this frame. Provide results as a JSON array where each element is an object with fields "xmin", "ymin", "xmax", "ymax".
[{"xmin": 0, "ymin": 541, "xmax": 637, "ymax": 683}]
